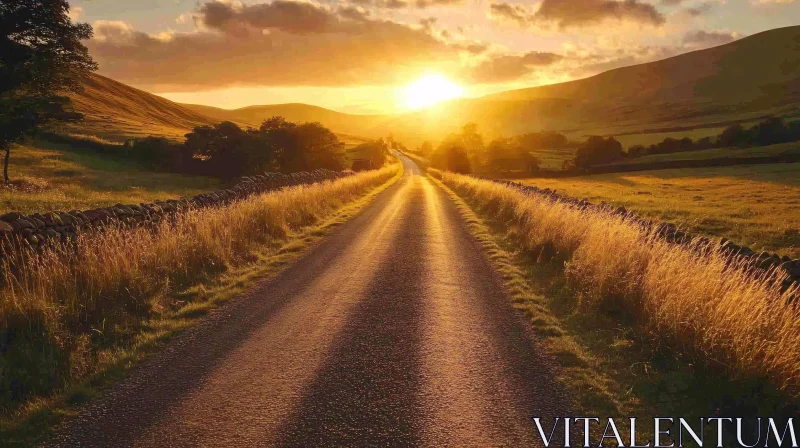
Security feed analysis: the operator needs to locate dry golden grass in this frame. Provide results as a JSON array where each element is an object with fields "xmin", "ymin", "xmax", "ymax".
[
  {"xmin": 433, "ymin": 169, "xmax": 800, "ymax": 396},
  {"xmin": 520, "ymin": 163, "xmax": 800, "ymax": 258},
  {"xmin": 0, "ymin": 163, "xmax": 399, "ymax": 412}
]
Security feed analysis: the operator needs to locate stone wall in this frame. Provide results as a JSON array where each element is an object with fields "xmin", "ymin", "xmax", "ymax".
[
  {"xmin": 483, "ymin": 177, "xmax": 800, "ymax": 292},
  {"xmin": 0, "ymin": 169, "xmax": 353, "ymax": 252}
]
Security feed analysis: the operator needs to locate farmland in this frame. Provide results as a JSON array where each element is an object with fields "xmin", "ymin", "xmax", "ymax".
[{"xmin": 518, "ymin": 163, "xmax": 800, "ymax": 257}]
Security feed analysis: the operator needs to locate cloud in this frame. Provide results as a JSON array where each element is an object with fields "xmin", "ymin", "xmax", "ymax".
[
  {"xmin": 683, "ymin": 29, "xmax": 741, "ymax": 46},
  {"xmin": 490, "ymin": 0, "xmax": 665, "ymax": 29},
  {"xmin": 535, "ymin": 0, "xmax": 666, "ymax": 28},
  {"xmin": 199, "ymin": 1, "xmax": 341, "ymax": 34},
  {"xmin": 87, "ymin": 2, "xmax": 461, "ymax": 90},
  {"xmin": 352, "ymin": 0, "xmax": 463, "ymax": 7},
  {"xmin": 468, "ymin": 51, "xmax": 563, "ymax": 83},
  {"xmin": 68, "ymin": 6, "xmax": 83, "ymax": 21}
]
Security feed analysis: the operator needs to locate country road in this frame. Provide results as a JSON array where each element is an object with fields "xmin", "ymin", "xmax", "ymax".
[{"xmin": 49, "ymin": 155, "xmax": 572, "ymax": 447}]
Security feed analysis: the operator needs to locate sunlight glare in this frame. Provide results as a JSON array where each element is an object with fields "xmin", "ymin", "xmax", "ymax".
[{"xmin": 403, "ymin": 74, "xmax": 464, "ymax": 110}]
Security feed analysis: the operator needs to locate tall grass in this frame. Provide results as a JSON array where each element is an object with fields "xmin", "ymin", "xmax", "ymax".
[
  {"xmin": 433, "ymin": 169, "xmax": 800, "ymax": 397},
  {"xmin": 0, "ymin": 164, "xmax": 399, "ymax": 409}
]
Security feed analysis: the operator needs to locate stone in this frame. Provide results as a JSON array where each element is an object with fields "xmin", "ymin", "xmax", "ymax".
[
  {"xmin": 0, "ymin": 212, "xmax": 22, "ymax": 222},
  {"xmin": 10, "ymin": 219, "xmax": 34, "ymax": 232}
]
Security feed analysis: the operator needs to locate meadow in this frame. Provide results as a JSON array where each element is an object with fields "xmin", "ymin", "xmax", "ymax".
[
  {"xmin": 0, "ymin": 163, "xmax": 400, "ymax": 427},
  {"xmin": 0, "ymin": 140, "xmax": 219, "ymax": 214},
  {"xmin": 518, "ymin": 163, "xmax": 800, "ymax": 258},
  {"xmin": 432, "ymin": 169, "xmax": 800, "ymax": 409}
]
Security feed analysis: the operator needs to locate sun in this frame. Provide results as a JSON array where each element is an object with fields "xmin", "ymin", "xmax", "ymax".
[{"xmin": 403, "ymin": 74, "xmax": 465, "ymax": 110}]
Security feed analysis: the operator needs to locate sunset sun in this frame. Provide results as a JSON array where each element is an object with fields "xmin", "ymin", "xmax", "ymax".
[{"xmin": 403, "ymin": 74, "xmax": 465, "ymax": 110}]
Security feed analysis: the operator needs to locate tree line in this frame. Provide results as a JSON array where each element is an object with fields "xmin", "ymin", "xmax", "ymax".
[
  {"xmin": 628, "ymin": 116, "xmax": 800, "ymax": 159},
  {"xmin": 420, "ymin": 115, "xmax": 800, "ymax": 174},
  {"xmin": 127, "ymin": 118, "xmax": 388, "ymax": 179},
  {"xmin": 415, "ymin": 123, "xmax": 569, "ymax": 174}
]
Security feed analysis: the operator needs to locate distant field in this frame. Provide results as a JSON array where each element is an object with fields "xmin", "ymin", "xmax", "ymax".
[
  {"xmin": 518, "ymin": 163, "xmax": 800, "ymax": 258},
  {"xmin": 530, "ymin": 147, "xmax": 576, "ymax": 170},
  {"xmin": 610, "ymin": 141, "xmax": 800, "ymax": 166},
  {"xmin": 0, "ymin": 141, "xmax": 219, "ymax": 214}
]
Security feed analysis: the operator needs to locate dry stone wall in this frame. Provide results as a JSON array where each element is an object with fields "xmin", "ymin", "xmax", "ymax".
[
  {"xmin": 484, "ymin": 178, "xmax": 800, "ymax": 292},
  {"xmin": 0, "ymin": 169, "xmax": 353, "ymax": 253}
]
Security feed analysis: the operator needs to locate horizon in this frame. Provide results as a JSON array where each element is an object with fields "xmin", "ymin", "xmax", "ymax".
[{"xmin": 70, "ymin": 0, "xmax": 800, "ymax": 114}]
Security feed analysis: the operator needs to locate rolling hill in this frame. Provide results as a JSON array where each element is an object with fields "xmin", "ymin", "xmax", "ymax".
[
  {"xmin": 66, "ymin": 25, "xmax": 800, "ymax": 148},
  {"xmin": 457, "ymin": 25, "xmax": 800, "ymax": 138},
  {"xmin": 65, "ymin": 73, "xmax": 220, "ymax": 141},
  {"xmin": 65, "ymin": 74, "xmax": 374, "ymax": 145}
]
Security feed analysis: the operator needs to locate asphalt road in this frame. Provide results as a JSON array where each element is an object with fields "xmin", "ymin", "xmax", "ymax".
[{"xmin": 48, "ymin": 155, "xmax": 571, "ymax": 447}]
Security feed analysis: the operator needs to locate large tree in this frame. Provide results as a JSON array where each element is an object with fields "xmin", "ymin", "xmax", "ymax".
[{"xmin": 0, "ymin": 0, "xmax": 96, "ymax": 182}]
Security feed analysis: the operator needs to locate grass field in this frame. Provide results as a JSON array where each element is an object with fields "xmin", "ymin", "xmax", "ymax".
[
  {"xmin": 610, "ymin": 141, "xmax": 800, "ymax": 166},
  {"xmin": 0, "ymin": 140, "xmax": 220, "ymax": 214},
  {"xmin": 518, "ymin": 163, "xmax": 800, "ymax": 258}
]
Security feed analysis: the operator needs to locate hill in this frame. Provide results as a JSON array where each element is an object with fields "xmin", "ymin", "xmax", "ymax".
[
  {"xmin": 64, "ymin": 25, "xmax": 800, "ymax": 148},
  {"xmin": 65, "ymin": 73, "xmax": 221, "ymax": 141},
  {"xmin": 466, "ymin": 25, "xmax": 800, "ymax": 138},
  {"xmin": 376, "ymin": 25, "xmax": 800, "ymax": 146}
]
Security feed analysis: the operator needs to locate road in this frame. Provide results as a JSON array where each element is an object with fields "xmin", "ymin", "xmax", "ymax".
[{"xmin": 49, "ymin": 155, "xmax": 571, "ymax": 447}]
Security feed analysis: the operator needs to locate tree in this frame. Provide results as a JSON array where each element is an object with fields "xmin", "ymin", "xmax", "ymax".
[
  {"xmin": 183, "ymin": 121, "xmax": 265, "ymax": 179},
  {"xmin": 281, "ymin": 122, "xmax": 345, "ymax": 172},
  {"xmin": 573, "ymin": 136, "xmax": 623, "ymax": 169},
  {"xmin": 486, "ymin": 137, "xmax": 540, "ymax": 173},
  {"xmin": 717, "ymin": 124, "xmax": 751, "ymax": 148},
  {"xmin": 431, "ymin": 139, "xmax": 471, "ymax": 174},
  {"xmin": 418, "ymin": 141, "xmax": 434, "ymax": 157},
  {"xmin": 0, "ymin": 0, "xmax": 97, "ymax": 182}
]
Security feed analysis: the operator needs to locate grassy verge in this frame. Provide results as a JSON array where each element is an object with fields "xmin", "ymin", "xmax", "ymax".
[
  {"xmin": 1, "ymin": 140, "xmax": 219, "ymax": 214},
  {"xmin": 518, "ymin": 163, "xmax": 800, "ymax": 258},
  {"xmin": 429, "ymin": 169, "xmax": 799, "ymax": 439},
  {"xmin": 0, "ymin": 163, "xmax": 402, "ymax": 445}
]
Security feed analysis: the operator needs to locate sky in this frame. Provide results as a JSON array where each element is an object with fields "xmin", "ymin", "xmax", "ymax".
[{"xmin": 70, "ymin": 0, "xmax": 800, "ymax": 114}]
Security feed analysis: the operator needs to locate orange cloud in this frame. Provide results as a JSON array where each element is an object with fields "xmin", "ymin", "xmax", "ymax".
[
  {"xmin": 87, "ymin": 2, "xmax": 460, "ymax": 91},
  {"xmin": 490, "ymin": 0, "xmax": 665, "ymax": 29}
]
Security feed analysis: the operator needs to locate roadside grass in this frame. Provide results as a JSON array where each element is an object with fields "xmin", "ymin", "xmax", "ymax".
[
  {"xmin": 518, "ymin": 163, "xmax": 800, "ymax": 258},
  {"xmin": 430, "ymin": 169, "xmax": 800, "ymax": 436},
  {"xmin": 0, "ymin": 140, "xmax": 219, "ymax": 214},
  {"xmin": 0, "ymin": 163, "xmax": 402, "ymax": 446}
]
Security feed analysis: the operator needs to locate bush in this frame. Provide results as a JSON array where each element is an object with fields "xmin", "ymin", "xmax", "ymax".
[{"xmin": 125, "ymin": 136, "xmax": 183, "ymax": 170}]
